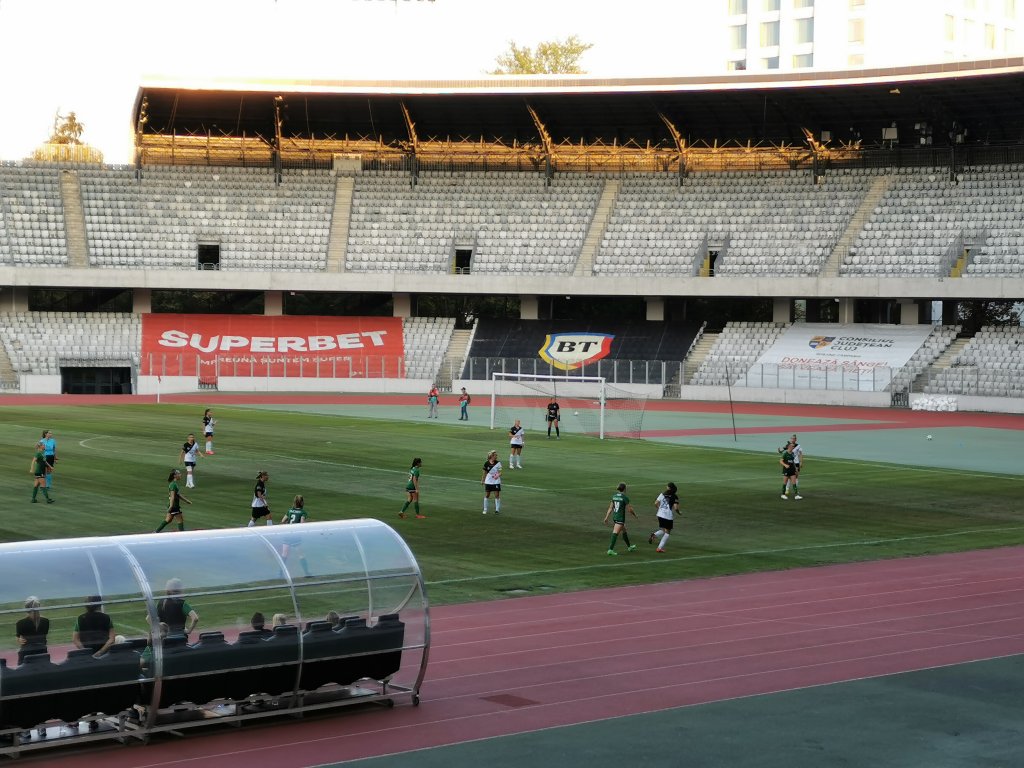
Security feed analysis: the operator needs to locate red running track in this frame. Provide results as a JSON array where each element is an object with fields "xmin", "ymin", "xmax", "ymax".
[{"xmin": 37, "ymin": 547, "xmax": 1024, "ymax": 768}]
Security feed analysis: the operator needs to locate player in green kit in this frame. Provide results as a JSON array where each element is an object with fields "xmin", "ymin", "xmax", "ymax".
[
  {"xmin": 30, "ymin": 441, "xmax": 54, "ymax": 503},
  {"xmin": 399, "ymin": 458, "xmax": 425, "ymax": 519},
  {"xmin": 280, "ymin": 495, "xmax": 312, "ymax": 577},
  {"xmin": 603, "ymin": 482, "xmax": 638, "ymax": 555}
]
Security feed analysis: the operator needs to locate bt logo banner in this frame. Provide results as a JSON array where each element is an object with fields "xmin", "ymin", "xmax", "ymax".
[{"xmin": 538, "ymin": 332, "xmax": 614, "ymax": 371}]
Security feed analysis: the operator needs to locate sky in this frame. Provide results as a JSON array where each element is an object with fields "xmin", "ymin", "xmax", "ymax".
[{"xmin": 0, "ymin": 0, "xmax": 722, "ymax": 164}]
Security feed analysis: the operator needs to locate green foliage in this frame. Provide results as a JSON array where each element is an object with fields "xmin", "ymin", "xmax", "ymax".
[
  {"xmin": 957, "ymin": 300, "xmax": 1022, "ymax": 333},
  {"xmin": 491, "ymin": 36, "xmax": 593, "ymax": 75},
  {"xmin": 0, "ymin": 403, "xmax": 1020, "ymax": 610}
]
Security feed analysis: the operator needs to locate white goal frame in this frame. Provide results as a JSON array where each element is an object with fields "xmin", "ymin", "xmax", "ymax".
[{"xmin": 490, "ymin": 372, "xmax": 607, "ymax": 439}]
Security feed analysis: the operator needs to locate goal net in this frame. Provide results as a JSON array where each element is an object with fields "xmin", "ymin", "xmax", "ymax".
[{"xmin": 489, "ymin": 373, "xmax": 649, "ymax": 440}]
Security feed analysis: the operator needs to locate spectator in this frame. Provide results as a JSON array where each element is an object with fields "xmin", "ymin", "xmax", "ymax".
[
  {"xmin": 15, "ymin": 596, "xmax": 49, "ymax": 664},
  {"xmin": 250, "ymin": 612, "xmax": 273, "ymax": 638},
  {"xmin": 73, "ymin": 596, "xmax": 115, "ymax": 657},
  {"xmin": 157, "ymin": 577, "xmax": 199, "ymax": 637}
]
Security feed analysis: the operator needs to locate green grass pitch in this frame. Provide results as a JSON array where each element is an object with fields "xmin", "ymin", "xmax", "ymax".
[{"xmin": 2, "ymin": 402, "xmax": 1023, "ymax": 614}]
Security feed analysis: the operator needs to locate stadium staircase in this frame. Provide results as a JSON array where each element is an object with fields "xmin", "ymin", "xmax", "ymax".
[
  {"xmin": 912, "ymin": 335, "xmax": 973, "ymax": 392},
  {"xmin": 684, "ymin": 331, "xmax": 719, "ymax": 384},
  {"xmin": 574, "ymin": 178, "xmax": 620, "ymax": 276},
  {"xmin": 0, "ymin": 344, "xmax": 17, "ymax": 390},
  {"xmin": 435, "ymin": 328, "xmax": 472, "ymax": 392},
  {"xmin": 59, "ymin": 170, "xmax": 90, "ymax": 268},
  {"xmin": 822, "ymin": 174, "xmax": 892, "ymax": 277},
  {"xmin": 326, "ymin": 176, "xmax": 355, "ymax": 272}
]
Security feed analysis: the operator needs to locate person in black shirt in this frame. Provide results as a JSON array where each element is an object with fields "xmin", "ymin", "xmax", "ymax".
[
  {"xmin": 73, "ymin": 596, "xmax": 115, "ymax": 657},
  {"xmin": 15, "ymin": 596, "xmax": 49, "ymax": 664},
  {"xmin": 545, "ymin": 399, "xmax": 560, "ymax": 439},
  {"xmin": 248, "ymin": 471, "xmax": 271, "ymax": 527}
]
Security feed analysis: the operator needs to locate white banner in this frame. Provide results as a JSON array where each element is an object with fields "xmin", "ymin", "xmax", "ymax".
[{"xmin": 741, "ymin": 323, "xmax": 933, "ymax": 391}]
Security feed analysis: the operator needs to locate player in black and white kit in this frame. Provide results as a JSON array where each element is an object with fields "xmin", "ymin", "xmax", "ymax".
[
  {"xmin": 648, "ymin": 481, "xmax": 680, "ymax": 553},
  {"xmin": 202, "ymin": 409, "xmax": 216, "ymax": 455},
  {"xmin": 545, "ymin": 398, "xmax": 560, "ymax": 439},
  {"xmin": 248, "ymin": 471, "xmax": 271, "ymax": 526},
  {"xmin": 179, "ymin": 433, "xmax": 202, "ymax": 488},
  {"xmin": 481, "ymin": 450, "xmax": 502, "ymax": 515},
  {"xmin": 508, "ymin": 420, "xmax": 524, "ymax": 469}
]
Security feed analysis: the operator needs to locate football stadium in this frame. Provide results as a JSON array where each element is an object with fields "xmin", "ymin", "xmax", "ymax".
[{"xmin": 0, "ymin": 4, "xmax": 1023, "ymax": 765}]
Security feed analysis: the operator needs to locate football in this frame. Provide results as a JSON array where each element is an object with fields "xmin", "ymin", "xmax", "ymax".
[
  {"xmin": 926, "ymin": 435, "xmax": 933, "ymax": 440},
  {"xmin": 574, "ymin": 410, "xmax": 579, "ymax": 416}
]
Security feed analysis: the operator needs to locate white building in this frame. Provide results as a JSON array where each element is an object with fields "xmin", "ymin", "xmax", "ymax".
[{"xmin": 725, "ymin": 0, "xmax": 1022, "ymax": 73}]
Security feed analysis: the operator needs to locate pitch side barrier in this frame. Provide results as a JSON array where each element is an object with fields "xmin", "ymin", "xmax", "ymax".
[{"xmin": 0, "ymin": 521, "xmax": 427, "ymax": 757}]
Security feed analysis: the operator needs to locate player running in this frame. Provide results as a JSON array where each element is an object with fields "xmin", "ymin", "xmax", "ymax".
[
  {"xmin": 604, "ymin": 482, "xmax": 638, "ymax": 555},
  {"xmin": 280, "ymin": 495, "xmax": 312, "ymax": 577},
  {"xmin": 649, "ymin": 482, "xmax": 679, "ymax": 553}
]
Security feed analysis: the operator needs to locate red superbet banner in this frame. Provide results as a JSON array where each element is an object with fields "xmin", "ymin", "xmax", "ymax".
[{"xmin": 141, "ymin": 314, "xmax": 406, "ymax": 377}]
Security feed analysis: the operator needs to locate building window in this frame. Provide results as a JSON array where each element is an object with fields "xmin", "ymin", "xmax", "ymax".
[
  {"xmin": 794, "ymin": 0, "xmax": 814, "ymax": 7},
  {"xmin": 729, "ymin": 24, "xmax": 748, "ymax": 49},
  {"xmin": 1006, "ymin": 0, "xmax": 1016, "ymax": 17},
  {"xmin": 965, "ymin": 0, "xmax": 976, "ymax": 9},
  {"xmin": 763, "ymin": 0, "xmax": 780, "ymax": 10},
  {"xmin": 793, "ymin": 53, "xmax": 813, "ymax": 68},
  {"xmin": 848, "ymin": 52, "xmax": 864, "ymax": 65},
  {"xmin": 1007, "ymin": 27, "xmax": 1017, "ymax": 50},
  {"xmin": 761, "ymin": 20, "xmax": 780, "ymax": 46},
  {"xmin": 945, "ymin": 14, "xmax": 956, "ymax": 41},
  {"xmin": 728, "ymin": 0, "xmax": 748, "ymax": 15},
  {"xmin": 964, "ymin": 18, "xmax": 976, "ymax": 43},
  {"xmin": 985, "ymin": 23, "xmax": 997, "ymax": 47},
  {"xmin": 762, "ymin": 55, "xmax": 780, "ymax": 69},
  {"xmin": 849, "ymin": 18, "xmax": 865, "ymax": 43},
  {"xmin": 727, "ymin": 59, "xmax": 748, "ymax": 71},
  {"xmin": 849, "ymin": 0, "xmax": 865, "ymax": 6},
  {"xmin": 794, "ymin": 17, "xmax": 814, "ymax": 43}
]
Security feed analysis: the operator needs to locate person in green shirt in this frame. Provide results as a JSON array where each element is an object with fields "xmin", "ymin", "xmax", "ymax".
[
  {"xmin": 399, "ymin": 458, "xmax": 425, "ymax": 519},
  {"xmin": 30, "ymin": 441, "xmax": 54, "ymax": 503},
  {"xmin": 280, "ymin": 495, "xmax": 312, "ymax": 577},
  {"xmin": 603, "ymin": 483, "xmax": 638, "ymax": 556},
  {"xmin": 156, "ymin": 469, "xmax": 191, "ymax": 532}
]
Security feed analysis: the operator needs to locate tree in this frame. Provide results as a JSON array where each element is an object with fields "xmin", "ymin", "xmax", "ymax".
[
  {"xmin": 490, "ymin": 36, "xmax": 593, "ymax": 75},
  {"xmin": 957, "ymin": 300, "xmax": 1022, "ymax": 334}
]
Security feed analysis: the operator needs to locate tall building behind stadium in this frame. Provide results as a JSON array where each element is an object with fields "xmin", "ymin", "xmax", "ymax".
[{"xmin": 724, "ymin": 0, "xmax": 1023, "ymax": 72}]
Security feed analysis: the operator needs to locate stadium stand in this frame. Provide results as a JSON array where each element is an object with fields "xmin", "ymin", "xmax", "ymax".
[
  {"xmin": 596, "ymin": 170, "xmax": 872, "ymax": 277},
  {"xmin": 0, "ymin": 312, "xmax": 141, "ymax": 376},
  {"xmin": 924, "ymin": 325, "xmax": 1024, "ymax": 398},
  {"xmin": 346, "ymin": 171, "xmax": 602, "ymax": 274},
  {"xmin": 887, "ymin": 324, "xmax": 961, "ymax": 393},
  {"xmin": 402, "ymin": 316, "xmax": 456, "ymax": 380},
  {"xmin": 843, "ymin": 165, "xmax": 1024, "ymax": 277},
  {"xmin": 689, "ymin": 322, "xmax": 790, "ymax": 387},
  {"xmin": 78, "ymin": 166, "xmax": 333, "ymax": 271},
  {"xmin": 0, "ymin": 165, "xmax": 69, "ymax": 267}
]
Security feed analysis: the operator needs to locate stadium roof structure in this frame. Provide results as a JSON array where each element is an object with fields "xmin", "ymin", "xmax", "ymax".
[{"xmin": 134, "ymin": 58, "xmax": 1024, "ymax": 160}]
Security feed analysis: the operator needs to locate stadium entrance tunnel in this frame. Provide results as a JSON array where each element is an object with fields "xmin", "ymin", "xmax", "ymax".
[{"xmin": 0, "ymin": 520, "xmax": 428, "ymax": 756}]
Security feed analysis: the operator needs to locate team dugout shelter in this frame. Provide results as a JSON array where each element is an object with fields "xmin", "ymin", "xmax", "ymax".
[{"xmin": 0, "ymin": 520, "xmax": 427, "ymax": 756}]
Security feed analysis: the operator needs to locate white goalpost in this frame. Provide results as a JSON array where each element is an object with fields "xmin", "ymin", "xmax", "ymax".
[{"xmin": 489, "ymin": 372, "xmax": 649, "ymax": 440}]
